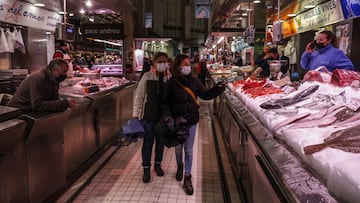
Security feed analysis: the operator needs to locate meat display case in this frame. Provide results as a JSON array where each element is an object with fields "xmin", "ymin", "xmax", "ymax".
[{"xmin": 91, "ymin": 64, "xmax": 123, "ymax": 77}]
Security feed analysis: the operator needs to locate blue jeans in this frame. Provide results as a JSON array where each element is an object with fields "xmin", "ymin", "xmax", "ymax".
[
  {"xmin": 142, "ymin": 121, "xmax": 164, "ymax": 167},
  {"xmin": 175, "ymin": 124, "xmax": 197, "ymax": 175}
]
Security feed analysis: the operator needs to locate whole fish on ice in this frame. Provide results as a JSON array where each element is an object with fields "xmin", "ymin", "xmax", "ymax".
[{"xmin": 260, "ymin": 85, "xmax": 320, "ymax": 109}]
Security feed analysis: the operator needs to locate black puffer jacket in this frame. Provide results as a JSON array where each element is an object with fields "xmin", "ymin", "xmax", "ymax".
[{"xmin": 163, "ymin": 75, "xmax": 224, "ymax": 125}]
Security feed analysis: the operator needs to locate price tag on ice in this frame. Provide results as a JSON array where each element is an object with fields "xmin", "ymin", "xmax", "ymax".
[{"xmin": 346, "ymin": 98, "xmax": 360, "ymax": 111}]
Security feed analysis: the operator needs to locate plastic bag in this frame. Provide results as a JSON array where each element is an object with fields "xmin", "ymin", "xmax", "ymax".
[{"xmin": 118, "ymin": 118, "xmax": 145, "ymax": 146}]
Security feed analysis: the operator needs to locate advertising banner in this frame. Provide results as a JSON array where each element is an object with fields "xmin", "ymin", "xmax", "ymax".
[
  {"xmin": 340, "ymin": 0, "xmax": 360, "ymax": 19},
  {"xmin": 294, "ymin": 0, "xmax": 344, "ymax": 33},
  {"xmin": 0, "ymin": 0, "xmax": 61, "ymax": 31}
]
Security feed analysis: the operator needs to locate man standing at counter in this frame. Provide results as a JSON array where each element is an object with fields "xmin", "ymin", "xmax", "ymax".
[
  {"xmin": 7, "ymin": 59, "xmax": 76, "ymax": 113},
  {"xmin": 254, "ymin": 47, "xmax": 290, "ymax": 79}
]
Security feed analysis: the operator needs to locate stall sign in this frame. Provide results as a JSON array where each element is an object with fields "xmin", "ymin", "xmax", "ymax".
[
  {"xmin": 195, "ymin": 0, "xmax": 210, "ymax": 19},
  {"xmin": 145, "ymin": 12, "xmax": 152, "ymax": 28},
  {"xmin": 294, "ymin": 0, "xmax": 344, "ymax": 33},
  {"xmin": 0, "ymin": 0, "xmax": 61, "ymax": 31},
  {"xmin": 340, "ymin": 0, "xmax": 360, "ymax": 19},
  {"xmin": 82, "ymin": 23, "xmax": 124, "ymax": 40}
]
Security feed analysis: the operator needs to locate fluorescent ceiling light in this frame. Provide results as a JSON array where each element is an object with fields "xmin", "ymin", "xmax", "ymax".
[
  {"xmin": 59, "ymin": 11, "xmax": 65, "ymax": 15},
  {"xmin": 45, "ymin": 31, "xmax": 51, "ymax": 35},
  {"xmin": 89, "ymin": 17, "xmax": 94, "ymax": 22},
  {"xmin": 34, "ymin": 3, "xmax": 45, "ymax": 7},
  {"xmin": 94, "ymin": 39, "xmax": 122, "ymax": 46},
  {"xmin": 242, "ymin": 13, "xmax": 248, "ymax": 16},
  {"xmin": 253, "ymin": 0, "xmax": 261, "ymax": 3},
  {"xmin": 86, "ymin": 1, "xmax": 93, "ymax": 7},
  {"xmin": 69, "ymin": 13, "xmax": 74, "ymax": 17},
  {"xmin": 304, "ymin": 4, "xmax": 315, "ymax": 9}
]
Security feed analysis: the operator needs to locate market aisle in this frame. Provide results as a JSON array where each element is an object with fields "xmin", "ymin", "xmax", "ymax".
[{"xmin": 56, "ymin": 100, "xmax": 236, "ymax": 203}]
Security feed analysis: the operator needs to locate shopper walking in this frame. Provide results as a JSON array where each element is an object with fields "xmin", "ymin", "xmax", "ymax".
[
  {"xmin": 301, "ymin": 30, "xmax": 354, "ymax": 72},
  {"xmin": 163, "ymin": 54, "xmax": 225, "ymax": 195},
  {"xmin": 132, "ymin": 52, "xmax": 171, "ymax": 183}
]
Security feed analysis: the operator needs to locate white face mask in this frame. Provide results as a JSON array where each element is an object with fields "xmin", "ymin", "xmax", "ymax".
[
  {"xmin": 181, "ymin": 66, "xmax": 192, "ymax": 75},
  {"xmin": 156, "ymin": 63, "xmax": 168, "ymax": 72}
]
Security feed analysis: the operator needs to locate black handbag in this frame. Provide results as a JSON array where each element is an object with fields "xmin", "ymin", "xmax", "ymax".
[{"xmin": 155, "ymin": 115, "xmax": 189, "ymax": 147}]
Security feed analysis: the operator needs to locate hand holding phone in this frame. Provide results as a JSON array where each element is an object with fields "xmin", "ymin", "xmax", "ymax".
[
  {"xmin": 309, "ymin": 40, "xmax": 317, "ymax": 49},
  {"xmin": 306, "ymin": 40, "xmax": 316, "ymax": 53}
]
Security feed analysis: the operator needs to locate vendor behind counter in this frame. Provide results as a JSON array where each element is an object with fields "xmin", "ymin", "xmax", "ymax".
[
  {"xmin": 7, "ymin": 59, "xmax": 76, "ymax": 113},
  {"xmin": 254, "ymin": 47, "xmax": 290, "ymax": 81}
]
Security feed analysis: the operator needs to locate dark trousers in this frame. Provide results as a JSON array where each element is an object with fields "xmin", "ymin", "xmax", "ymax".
[{"xmin": 142, "ymin": 121, "xmax": 164, "ymax": 167}]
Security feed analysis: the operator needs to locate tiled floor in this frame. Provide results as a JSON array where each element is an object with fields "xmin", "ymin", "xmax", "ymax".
[{"xmin": 56, "ymin": 101, "xmax": 238, "ymax": 203}]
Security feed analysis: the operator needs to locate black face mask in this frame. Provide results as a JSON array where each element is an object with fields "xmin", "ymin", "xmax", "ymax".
[
  {"xmin": 55, "ymin": 74, "xmax": 67, "ymax": 82},
  {"xmin": 316, "ymin": 43, "xmax": 326, "ymax": 49}
]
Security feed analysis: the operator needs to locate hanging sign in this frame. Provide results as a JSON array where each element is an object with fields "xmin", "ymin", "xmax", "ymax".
[
  {"xmin": 340, "ymin": 0, "xmax": 360, "ymax": 19},
  {"xmin": 0, "ymin": 0, "xmax": 61, "ymax": 31},
  {"xmin": 294, "ymin": 0, "xmax": 344, "ymax": 33},
  {"xmin": 195, "ymin": 0, "xmax": 210, "ymax": 19},
  {"xmin": 145, "ymin": 12, "xmax": 152, "ymax": 28}
]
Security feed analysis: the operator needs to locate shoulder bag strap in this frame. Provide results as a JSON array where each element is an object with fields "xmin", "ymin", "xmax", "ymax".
[{"xmin": 175, "ymin": 80, "xmax": 200, "ymax": 107}]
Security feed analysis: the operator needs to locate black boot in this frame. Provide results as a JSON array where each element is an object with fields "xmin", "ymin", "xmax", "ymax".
[
  {"xmin": 154, "ymin": 163, "xmax": 164, "ymax": 176},
  {"xmin": 183, "ymin": 174, "xmax": 194, "ymax": 195},
  {"xmin": 176, "ymin": 163, "xmax": 183, "ymax": 181},
  {"xmin": 143, "ymin": 167, "xmax": 150, "ymax": 183}
]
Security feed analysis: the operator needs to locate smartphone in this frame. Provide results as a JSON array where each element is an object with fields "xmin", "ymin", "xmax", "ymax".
[{"xmin": 310, "ymin": 40, "xmax": 317, "ymax": 49}]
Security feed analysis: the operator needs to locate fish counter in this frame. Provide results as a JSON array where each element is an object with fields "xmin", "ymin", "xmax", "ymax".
[{"xmin": 214, "ymin": 78, "xmax": 360, "ymax": 202}]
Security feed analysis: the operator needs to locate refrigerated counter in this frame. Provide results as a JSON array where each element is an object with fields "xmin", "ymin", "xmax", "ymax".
[
  {"xmin": 0, "ymin": 118, "xmax": 27, "ymax": 203},
  {"xmin": 59, "ymin": 81, "xmax": 136, "ymax": 181},
  {"xmin": 213, "ymin": 89, "xmax": 337, "ymax": 203},
  {"xmin": 0, "ymin": 80, "xmax": 136, "ymax": 203},
  {"xmin": 22, "ymin": 110, "xmax": 71, "ymax": 203}
]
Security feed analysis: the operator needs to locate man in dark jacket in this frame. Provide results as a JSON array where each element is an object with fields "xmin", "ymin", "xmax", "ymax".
[
  {"xmin": 8, "ymin": 59, "xmax": 76, "ymax": 113},
  {"xmin": 254, "ymin": 47, "xmax": 290, "ymax": 79},
  {"xmin": 254, "ymin": 45, "xmax": 270, "ymax": 67}
]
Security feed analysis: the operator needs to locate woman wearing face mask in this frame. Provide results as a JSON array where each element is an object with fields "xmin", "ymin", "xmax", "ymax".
[
  {"xmin": 132, "ymin": 52, "xmax": 171, "ymax": 183},
  {"xmin": 162, "ymin": 54, "xmax": 225, "ymax": 195},
  {"xmin": 301, "ymin": 30, "xmax": 354, "ymax": 72}
]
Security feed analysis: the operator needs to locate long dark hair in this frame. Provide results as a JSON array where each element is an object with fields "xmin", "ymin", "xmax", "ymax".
[
  {"xmin": 171, "ymin": 54, "xmax": 190, "ymax": 77},
  {"xmin": 320, "ymin": 30, "xmax": 337, "ymax": 47}
]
